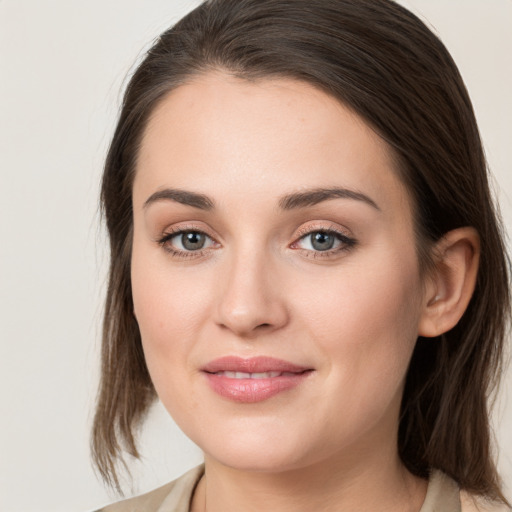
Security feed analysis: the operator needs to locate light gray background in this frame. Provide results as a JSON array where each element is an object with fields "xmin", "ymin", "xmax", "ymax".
[{"xmin": 0, "ymin": 1, "xmax": 510, "ymax": 511}]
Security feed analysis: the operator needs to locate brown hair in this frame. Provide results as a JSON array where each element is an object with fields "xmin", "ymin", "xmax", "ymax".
[{"xmin": 92, "ymin": 0, "xmax": 511, "ymax": 502}]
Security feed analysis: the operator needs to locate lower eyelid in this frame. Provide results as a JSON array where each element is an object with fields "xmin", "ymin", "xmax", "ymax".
[{"xmin": 294, "ymin": 241, "xmax": 356, "ymax": 261}]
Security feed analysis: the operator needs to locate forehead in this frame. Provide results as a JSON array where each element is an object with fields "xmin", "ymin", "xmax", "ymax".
[{"xmin": 135, "ymin": 72, "xmax": 411, "ymax": 217}]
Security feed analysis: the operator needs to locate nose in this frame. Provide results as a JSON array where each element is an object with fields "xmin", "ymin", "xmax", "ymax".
[{"xmin": 214, "ymin": 248, "xmax": 289, "ymax": 338}]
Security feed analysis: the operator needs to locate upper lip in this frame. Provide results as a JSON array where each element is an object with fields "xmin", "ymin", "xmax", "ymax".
[{"xmin": 202, "ymin": 356, "xmax": 311, "ymax": 374}]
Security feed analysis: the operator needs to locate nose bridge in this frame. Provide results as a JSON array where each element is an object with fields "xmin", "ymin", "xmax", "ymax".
[{"xmin": 215, "ymin": 240, "xmax": 288, "ymax": 336}]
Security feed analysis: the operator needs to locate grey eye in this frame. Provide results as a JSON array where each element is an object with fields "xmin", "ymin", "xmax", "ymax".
[
  {"xmin": 294, "ymin": 229, "xmax": 355, "ymax": 254},
  {"xmin": 159, "ymin": 229, "xmax": 217, "ymax": 256},
  {"xmin": 180, "ymin": 232, "xmax": 206, "ymax": 251},
  {"xmin": 309, "ymin": 231, "xmax": 336, "ymax": 251}
]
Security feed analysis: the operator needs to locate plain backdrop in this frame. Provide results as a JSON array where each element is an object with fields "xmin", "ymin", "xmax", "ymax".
[{"xmin": 0, "ymin": 1, "xmax": 510, "ymax": 511}]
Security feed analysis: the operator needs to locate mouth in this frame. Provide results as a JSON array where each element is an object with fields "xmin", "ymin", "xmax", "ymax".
[
  {"xmin": 201, "ymin": 356, "xmax": 314, "ymax": 403},
  {"xmin": 210, "ymin": 370, "xmax": 300, "ymax": 379}
]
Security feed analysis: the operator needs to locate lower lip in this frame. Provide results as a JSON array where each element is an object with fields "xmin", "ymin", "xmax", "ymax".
[{"xmin": 204, "ymin": 372, "xmax": 312, "ymax": 403}]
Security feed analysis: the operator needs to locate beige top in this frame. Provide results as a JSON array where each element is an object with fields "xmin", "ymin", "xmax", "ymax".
[{"xmin": 95, "ymin": 465, "xmax": 510, "ymax": 512}]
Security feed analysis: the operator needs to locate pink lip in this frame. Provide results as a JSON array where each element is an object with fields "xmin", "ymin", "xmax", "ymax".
[{"xmin": 202, "ymin": 356, "xmax": 313, "ymax": 403}]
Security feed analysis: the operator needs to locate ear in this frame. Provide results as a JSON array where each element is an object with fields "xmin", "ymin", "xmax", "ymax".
[{"xmin": 418, "ymin": 227, "xmax": 480, "ymax": 338}]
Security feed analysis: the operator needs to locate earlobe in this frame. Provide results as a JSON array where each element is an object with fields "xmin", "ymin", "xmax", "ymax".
[{"xmin": 418, "ymin": 227, "xmax": 480, "ymax": 338}]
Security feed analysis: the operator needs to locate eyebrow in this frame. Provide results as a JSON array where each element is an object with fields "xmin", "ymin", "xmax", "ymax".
[
  {"xmin": 278, "ymin": 187, "xmax": 380, "ymax": 211},
  {"xmin": 143, "ymin": 186, "xmax": 380, "ymax": 212},
  {"xmin": 143, "ymin": 189, "xmax": 214, "ymax": 210}
]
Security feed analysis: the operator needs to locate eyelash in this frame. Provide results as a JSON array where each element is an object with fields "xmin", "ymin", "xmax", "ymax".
[
  {"xmin": 291, "ymin": 225, "xmax": 357, "ymax": 259},
  {"xmin": 157, "ymin": 225, "xmax": 357, "ymax": 260},
  {"xmin": 157, "ymin": 226, "xmax": 218, "ymax": 259}
]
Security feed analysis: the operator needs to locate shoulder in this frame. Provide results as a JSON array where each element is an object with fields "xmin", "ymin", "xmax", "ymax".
[
  {"xmin": 94, "ymin": 465, "xmax": 204, "ymax": 512},
  {"xmin": 423, "ymin": 470, "xmax": 510, "ymax": 512},
  {"xmin": 460, "ymin": 490, "xmax": 511, "ymax": 512}
]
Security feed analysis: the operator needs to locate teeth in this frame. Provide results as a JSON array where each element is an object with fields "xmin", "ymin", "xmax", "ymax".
[
  {"xmin": 251, "ymin": 371, "xmax": 281, "ymax": 379},
  {"xmin": 217, "ymin": 371, "xmax": 284, "ymax": 379}
]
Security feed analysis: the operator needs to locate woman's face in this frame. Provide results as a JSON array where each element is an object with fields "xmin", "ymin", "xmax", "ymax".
[{"xmin": 131, "ymin": 72, "xmax": 428, "ymax": 474}]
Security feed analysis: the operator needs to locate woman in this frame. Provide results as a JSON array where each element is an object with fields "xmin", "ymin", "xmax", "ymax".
[{"xmin": 92, "ymin": 0, "xmax": 511, "ymax": 510}]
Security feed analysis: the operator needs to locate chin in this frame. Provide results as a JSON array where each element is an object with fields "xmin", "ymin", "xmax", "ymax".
[
  {"xmin": 192, "ymin": 419, "xmax": 315, "ymax": 473},
  {"xmin": 207, "ymin": 445, "xmax": 308, "ymax": 474}
]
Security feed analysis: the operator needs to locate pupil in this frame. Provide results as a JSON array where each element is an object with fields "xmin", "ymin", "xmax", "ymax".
[
  {"xmin": 182, "ymin": 232, "xmax": 205, "ymax": 250},
  {"xmin": 311, "ymin": 232, "xmax": 334, "ymax": 251}
]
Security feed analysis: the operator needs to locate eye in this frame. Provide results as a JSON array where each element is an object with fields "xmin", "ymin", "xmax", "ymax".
[
  {"xmin": 175, "ymin": 231, "xmax": 209, "ymax": 251},
  {"xmin": 302, "ymin": 231, "xmax": 338, "ymax": 251},
  {"xmin": 292, "ymin": 228, "xmax": 356, "ymax": 255},
  {"xmin": 158, "ymin": 229, "xmax": 217, "ymax": 255}
]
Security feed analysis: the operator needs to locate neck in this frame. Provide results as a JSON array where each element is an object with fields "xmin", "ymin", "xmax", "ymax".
[{"xmin": 191, "ymin": 444, "xmax": 427, "ymax": 512}]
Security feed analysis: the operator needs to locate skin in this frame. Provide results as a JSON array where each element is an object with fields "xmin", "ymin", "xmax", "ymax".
[{"xmin": 131, "ymin": 72, "xmax": 479, "ymax": 511}]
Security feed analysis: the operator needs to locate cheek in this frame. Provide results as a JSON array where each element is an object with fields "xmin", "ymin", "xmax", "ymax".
[
  {"xmin": 295, "ymin": 249, "xmax": 423, "ymax": 390},
  {"xmin": 288, "ymin": 253, "xmax": 423, "ymax": 447},
  {"xmin": 131, "ymin": 259, "xmax": 208, "ymax": 418},
  {"xmin": 131, "ymin": 236, "xmax": 209, "ymax": 337},
  {"xmin": 130, "ymin": 241, "xmax": 204, "ymax": 385}
]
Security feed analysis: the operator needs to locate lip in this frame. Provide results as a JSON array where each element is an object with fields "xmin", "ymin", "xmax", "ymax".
[{"xmin": 202, "ymin": 356, "xmax": 314, "ymax": 403}]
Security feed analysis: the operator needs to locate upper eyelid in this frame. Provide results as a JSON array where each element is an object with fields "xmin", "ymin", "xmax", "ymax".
[
  {"xmin": 160, "ymin": 229, "xmax": 214, "ymax": 242},
  {"xmin": 158, "ymin": 223, "xmax": 218, "ymax": 240},
  {"xmin": 293, "ymin": 222, "xmax": 353, "ymax": 239}
]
